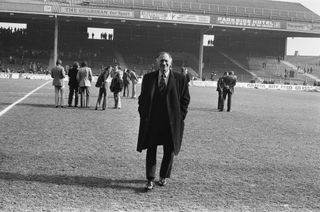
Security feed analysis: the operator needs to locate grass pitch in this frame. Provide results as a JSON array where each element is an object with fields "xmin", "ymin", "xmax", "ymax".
[{"xmin": 0, "ymin": 78, "xmax": 319, "ymax": 211}]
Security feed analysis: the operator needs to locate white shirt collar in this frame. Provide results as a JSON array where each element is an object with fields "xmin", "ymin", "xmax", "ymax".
[{"xmin": 158, "ymin": 70, "xmax": 170, "ymax": 85}]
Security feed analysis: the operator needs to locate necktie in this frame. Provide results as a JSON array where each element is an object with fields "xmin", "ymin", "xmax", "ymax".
[{"xmin": 159, "ymin": 73, "xmax": 166, "ymax": 94}]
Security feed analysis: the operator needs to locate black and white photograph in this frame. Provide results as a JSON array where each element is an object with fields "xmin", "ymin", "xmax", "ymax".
[{"xmin": 0, "ymin": 0, "xmax": 320, "ymax": 211}]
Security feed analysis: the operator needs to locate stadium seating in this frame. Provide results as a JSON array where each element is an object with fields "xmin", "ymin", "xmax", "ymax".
[
  {"xmin": 247, "ymin": 57, "xmax": 318, "ymax": 85},
  {"xmin": 286, "ymin": 56, "xmax": 320, "ymax": 80}
]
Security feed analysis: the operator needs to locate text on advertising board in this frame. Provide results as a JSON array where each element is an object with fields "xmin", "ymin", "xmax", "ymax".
[
  {"xmin": 287, "ymin": 22, "xmax": 320, "ymax": 33},
  {"xmin": 216, "ymin": 16, "xmax": 281, "ymax": 29},
  {"xmin": 140, "ymin": 11, "xmax": 210, "ymax": 24},
  {"xmin": 60, "ymin": 7, "xmax": 134, "ymax": 18}
]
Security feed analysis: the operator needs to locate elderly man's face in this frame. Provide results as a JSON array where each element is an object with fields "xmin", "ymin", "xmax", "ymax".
[{"xmin": 158, "ymin": 54, "xmax": 172, "ymax": 74}]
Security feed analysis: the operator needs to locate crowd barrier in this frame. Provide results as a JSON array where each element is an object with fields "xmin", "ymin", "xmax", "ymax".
[
  {"xmin": 190, "ymin": 80, "xmax": 320, "ymax": 92},
  {"xmin": 0, "ymin": 73, "xmax": 52, "ymax": 80},
  {"xmin": 1, "ymin": 73, "xmax": 319, "ymax": 92}
]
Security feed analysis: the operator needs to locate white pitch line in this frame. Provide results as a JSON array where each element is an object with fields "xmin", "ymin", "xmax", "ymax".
[{"xmin": 0, "ymin": 80, "xmax": 51, "ymax": 118}]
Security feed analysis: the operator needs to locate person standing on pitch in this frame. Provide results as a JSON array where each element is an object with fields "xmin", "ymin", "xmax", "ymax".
[
  {"xmin": 122, "ymin": 68, "xmax": 130, "ymax": 97},
  {"xmin": 67, "ymin": 62, "xmax": 79, "ymax": 107},
  {"xmin": 51, "ymin": 59, "xmax": 66, "ymax": 108},
  {"xmin": 137, "ymin": 52, "xmax": 190, "ymax": 190},
  {"xmin": 77, "ymin": 61, "xmax": 93, "ymax": 108},
  {"xmin": 95, "ymin": 66, "xmax": 111, "ymax": 110},
  {"xmin": 110, "ymin": 70, "xmax": 123, "ymax": 109},
  {"xmin": 128, "ymin": 69, "xmax": 138, "ymax": 98},
  {"xmin": 217, "ymin": 72, "xmax": 228, "ymax": 111},
  {"xmin": 221, "ymin": 71, "xmax": 237, "ymax": 112}
]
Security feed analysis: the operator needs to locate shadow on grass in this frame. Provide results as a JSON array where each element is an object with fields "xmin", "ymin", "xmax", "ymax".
[
  {"xmin": 0, "ymin": 102, "xmax": 12, "ymax": 106},
  {"xmin": 188, "ymin": 107, "xmax": 220, "ymax": 112},
  {"xmin": 15, "ymin": 103, "xmax": 55, "ymax": 108},
  {"xmin": 0, "ymin": 172, "xmax": 147, "ymax": 193}
]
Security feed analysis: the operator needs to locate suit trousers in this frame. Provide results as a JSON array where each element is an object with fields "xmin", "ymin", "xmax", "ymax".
[
  {"xmin": 146, "ymin": 144, "xmax": 174, "ymax": 181},
  {"xmin": 113, "ymin": 92, "xmax": 121, "ymax": 108},
  {"xmin": 123, "ymin": 84, "xmax": 129, "ymax": 97},
  {"xmin": 79, "ymin": 86, "xmax": 90, "ymax": 107},
  {"xmin": 96, "ymin": 87, "xmax": 107, "ymax": 109},
  {"xmin": 222, "ymin": 90, "xmax": 232, "ymax": 111},
  {"xmin": 131, "ymin": 82, "xmax": 137, "ymax": 98},
  {"xmin": 68, "ymin": 85, "xmax": 78, "ymax": 106},
  {"xmin": 217, "ymin": 90, "xmax": 223, "ymax": 110},
  {"xmin": 54, "ymin": 86, "xmax": 64, "ymax": 106}
]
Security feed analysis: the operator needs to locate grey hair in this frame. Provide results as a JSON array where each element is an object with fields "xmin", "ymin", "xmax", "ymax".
[{"xmin": 156, "ymin": 52, "xmax": 173, "ymax": 68}]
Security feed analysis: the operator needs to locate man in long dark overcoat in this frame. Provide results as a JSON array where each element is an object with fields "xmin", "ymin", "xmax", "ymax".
[{"xmin": 137, "ymin": 52, "xmax": 190, "ymax": 190}]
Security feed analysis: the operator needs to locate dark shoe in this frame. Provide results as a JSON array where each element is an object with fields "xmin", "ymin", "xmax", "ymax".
[
  {"xmin": 95, "ymin": 107, "xmax": 98, "ymax": 110},
  {"xmin": 61, "ymin": 106, "xmax": 64, "ymax": 108},
  {"xmin": 145, "ymin": 180, "xmax": 154, "ymax": 191},
  {"xmin": 68, "ymin": 105, "xmax": 72, "ymax": 107},
  {"xmin": 158, "ymin": 178, "xmax": 167, "ymax": 186},
  {"xmin": 74, "ymin": 105, "xmax": 78, "ymax": 107},
  {"xmin": 55, "ymin": 105, "xmax": 58, "ymax": 108}
]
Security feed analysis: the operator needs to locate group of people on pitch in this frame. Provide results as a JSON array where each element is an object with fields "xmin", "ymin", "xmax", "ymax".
[
  {"xmin": 51, "ymin": 60, "xmax": 138, "ymax": 110},
  {"xmin": 216, "ymin": 71, "xmax": 237, "ymax": 112}
]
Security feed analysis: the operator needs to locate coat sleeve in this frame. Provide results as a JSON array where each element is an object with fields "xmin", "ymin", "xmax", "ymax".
[
  {"xmin": 61, "ymin": 68, "xmax": 66, "ymax": 78},
  {"xmin": 180, "ymin": 75, "xmax": 190, "ymax": 120},
  {"xmin": 89, "ymin": 68, "xmax": 93, "ymax": 82},
  {"xmin": 76, "ymin": 70, "xmax": 80, "ymax": 82},
  {"xmin": 138, "ymin": 75, "xmax": 147, "ymax": 118}
]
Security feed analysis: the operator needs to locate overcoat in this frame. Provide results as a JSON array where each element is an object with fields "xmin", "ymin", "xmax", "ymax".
[{"xmin": 137, "ymin": 70, "xmax": 190, "ymax": 155}]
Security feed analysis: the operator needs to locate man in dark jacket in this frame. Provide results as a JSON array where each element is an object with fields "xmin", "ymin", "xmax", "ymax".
[
  {"xmin": 217, "ymin": 72, "xmax": 228, "ymax": 111},
  {"xmin": 137, "ymin": 52, "xmax": 190, "ymax": 190},
  {"xmin": 68, "ymin": 62, "xmax": 79, "ymax": 107},
  {"xmin": 221, "ymin": 71, "xmax": 237, "ymax": 112}
]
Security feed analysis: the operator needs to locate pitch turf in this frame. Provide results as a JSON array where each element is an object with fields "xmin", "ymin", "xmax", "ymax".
[{"xmin": 0, "ymin": 78, "xmax": 319, "ymax": 211}]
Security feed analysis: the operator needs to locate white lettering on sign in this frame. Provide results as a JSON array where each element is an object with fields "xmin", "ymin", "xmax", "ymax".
[
  {"xmin": 216, "ymin": 16, "xmax": 281, "ymax": 29},
  {"xmin": 140, "ymin": 11, "xmax": 210, "ymax": 24},
  {"xmin": 287, "ymin": 22, "xmax": 320, "ymax": 33},
  {"xmin": 60, "ymin": 7, "xmax": 134, "ymax": 18}
]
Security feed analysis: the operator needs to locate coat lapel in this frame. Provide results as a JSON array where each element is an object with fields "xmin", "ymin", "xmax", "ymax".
[
  {"xmin": 166, "ymin": 70, "xmax": 176, "ymax": 98},
  {"xmin": 149, "ymin": 71, "xmax": 158, "ymax": 105}
]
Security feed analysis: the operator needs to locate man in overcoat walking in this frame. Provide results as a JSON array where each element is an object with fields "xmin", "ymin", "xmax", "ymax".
[{"xmin": 137, "ymin": 52, "xmax": 190, "ymax": 190}]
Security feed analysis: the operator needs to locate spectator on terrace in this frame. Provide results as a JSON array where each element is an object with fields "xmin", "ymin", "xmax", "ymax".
[
  {"xmin": 137, "ymin": 52, "xmax": 190, "ymax": 190},
  {"xmin": 77, "ymin": 61, "xmax": 93, "ymax": 108},
  {"xmin": 9, "ymin": 56, "xmax": 15, "ymax": 64},
  {"xmin": 262, "ymin": 62, "xmax": 266, "ymax": 68},
  {"xmin": 128, "ymin": 69, "xmax": 138, "ymax": 98},
  {"xmin": 109, "ymin": 70, "xmax": 123, "ymax": 109},
  {"xmin": 95, "ymin": 66, "xmax": 111, "ymax": 110},
  {"xmin": 68, "ymin": 62, "xmax": 79, "ymax": 107},
  {"xmin": 221, "ymin": 71, "xmax": 237, "ymax": 112},
  {"xmin": 51, "ymin": 59, "xmax": 66, "ymax": 108},
  {"xmin": 122, "ymin": 68, "xmax": 130, "ymax": 97}
]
